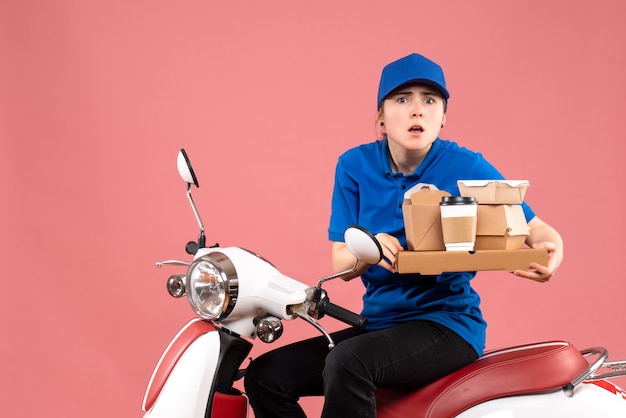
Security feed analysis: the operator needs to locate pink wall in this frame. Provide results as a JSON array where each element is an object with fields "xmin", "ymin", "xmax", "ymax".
[{"xmin": 1, "ymin": 1, "xmax": 625, "ymax": 416}]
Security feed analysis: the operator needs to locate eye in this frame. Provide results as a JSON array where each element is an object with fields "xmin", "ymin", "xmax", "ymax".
[
  {"xmin": 397, "ymin": 96, "xmax": 409, "ymax": 104},
  {"xmin": 424, "ymin": 97, "xmax": 435, "ymax": 104}
]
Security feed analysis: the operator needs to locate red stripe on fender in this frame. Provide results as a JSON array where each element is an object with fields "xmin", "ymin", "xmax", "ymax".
[
  {"xmin": 143, "ymin": 319, "xmax": 216, "ymax": 412},
  {"xmin": 588, "ymin": 379, "xmax": 618, "ymax": 395},
  {"xmin": 586, "ymin": 380, "xmax": 626, "ymax": 400}
]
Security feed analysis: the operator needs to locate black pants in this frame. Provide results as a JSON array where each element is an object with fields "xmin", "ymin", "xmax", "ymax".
[{"xmin": 244, "ymin": 320, "xmax": 478, "ymax": 418}]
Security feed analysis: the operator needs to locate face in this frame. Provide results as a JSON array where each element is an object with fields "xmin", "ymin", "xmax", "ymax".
[{"xmin": 379, "ymin": 84, "xmax": 446, "ymax": 156}]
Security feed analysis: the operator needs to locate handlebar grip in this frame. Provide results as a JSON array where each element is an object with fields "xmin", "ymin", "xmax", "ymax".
[{"xmin": 322, "ymin": 302, "xmax": 368, "ymax": 330}]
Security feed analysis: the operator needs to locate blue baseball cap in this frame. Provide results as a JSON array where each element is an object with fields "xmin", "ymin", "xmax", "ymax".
[{"xmin": 377, "ymin": 53, "xmax": 450, "ymax": 109}]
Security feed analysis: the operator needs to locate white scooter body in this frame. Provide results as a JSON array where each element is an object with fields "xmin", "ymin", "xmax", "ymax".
[
  {"xmin": 143, "ymin": 245, "xmax": 309, "ymax": 417},
  {"xmin": 144, "ymin": 322, "xmax": 626, "ymax": 418},
  {"xmin": 142, "ymin": 149, "xmax": 626, "ymax": 417},
  {"xmin": 189, "ymin": 246, "xmax": 309, "ymax": 339},
  {"xmin": 457, "ymin": 382, "xmax": 626, "ymax": 418}
]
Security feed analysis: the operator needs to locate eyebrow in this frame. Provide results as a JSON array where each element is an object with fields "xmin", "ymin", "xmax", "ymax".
[{"xmin": 391, "ymin": 87, "xmax": 440, "ymax": 97}]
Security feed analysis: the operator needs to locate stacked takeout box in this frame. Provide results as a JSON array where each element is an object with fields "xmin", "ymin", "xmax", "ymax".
[
  {"xmin": 402, "ymin": 181, "xmax": 530, "ymax": 251},
  {"xmin": 458, "ymin": 180, "xmax": 530, "ymax": 250},
  {"xmin": 401, "ymin": 183, "xmax": 451, "ymax": 251},
  {"xmin": 398, "ymin": 180, "xmax": 545, "ymax": 274}
]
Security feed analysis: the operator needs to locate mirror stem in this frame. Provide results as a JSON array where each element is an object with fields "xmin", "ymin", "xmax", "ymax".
[
  {"xmin": 186, "ymin": 183, "xmax": 206, "ymax": 249},
  {"xmin": 315, "ymin": 260, "xmax": 364, "ymax": 289}
]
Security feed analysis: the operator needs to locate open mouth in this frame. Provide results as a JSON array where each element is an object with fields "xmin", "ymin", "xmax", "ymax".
[{"xmin": 409, "ymin": 125, "xmax": 424, "ymax": 133}]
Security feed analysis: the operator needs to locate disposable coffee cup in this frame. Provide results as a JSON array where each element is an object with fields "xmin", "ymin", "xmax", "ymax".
[{"xmin": 440, "ymin": 196, "xmax": 478, "ymax": 251}]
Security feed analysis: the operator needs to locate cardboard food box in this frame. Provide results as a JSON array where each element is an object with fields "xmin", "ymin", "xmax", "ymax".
[
  {"xmin": 395, "ymin": 248, "xmax": 549, "ymax": 275},
  {"xmin": 475, "ymin": 204, "xmax": 530, "ymax": 250},
  {"xmin": 458, "ymin": 180, "xmax": 529, "ymax": 204},
  {"xmin": 402, "ymin": 184, "xmax": 451, "ymax": 251}
]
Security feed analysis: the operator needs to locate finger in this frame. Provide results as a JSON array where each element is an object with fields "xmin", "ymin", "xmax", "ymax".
[
  {"xmin": 381, "ymin": 248, "xmax": 397, "ymax": 266},
  {"xmin": 379, "ymin": 239, "xmax": 399, "ymax": 260},
  {"xmin": 514, "ymin": 266, "xmax": 552, "ymax": 282},
  {"xmin": 378, "ymin": 258, "xmax": 396, "ymax": 273},
  {"xmin": 387, "ymin": 235, "xmax": 404, "ymax": 251},
  {"xmin": 513, "ymin": 270, "xmax": 550, "ymax": 283},
  {"xmin": 376, "ymin": 233, "xmax": 403, "ymax": 253}
]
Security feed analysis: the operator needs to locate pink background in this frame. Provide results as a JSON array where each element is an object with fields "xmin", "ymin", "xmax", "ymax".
[{"xmin": 2, "ymin": 1, "xmax": 625, "ymax": 416}]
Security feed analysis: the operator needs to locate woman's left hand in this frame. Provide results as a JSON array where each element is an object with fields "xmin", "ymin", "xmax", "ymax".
[{"xmin": 513, "ymin": 241, "xmax": 559, "ymax": 283}]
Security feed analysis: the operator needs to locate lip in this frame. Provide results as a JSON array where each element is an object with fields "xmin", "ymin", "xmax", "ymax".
[{"xmin": 408, "ymin": 124, "xmax": 424, "ymax": 134}]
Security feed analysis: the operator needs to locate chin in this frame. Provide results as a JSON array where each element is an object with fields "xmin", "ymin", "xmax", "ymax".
[{"xmin": 405, "ymin": 137, "xmax": 435, "ymax": 150}]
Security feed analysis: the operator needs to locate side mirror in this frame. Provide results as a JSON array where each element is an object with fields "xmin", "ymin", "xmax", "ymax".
[
  {"xmin": 177, "ymin": 149, "xmax": 199, "ymax": 187},
  {"xmin": 177, "ymin": 149, "xmax": 205, "ymax": 251},
  {"xmin": 344, "ymin": 226, "xmax": 383, "ymax": 265},
  {"xmin": 314, "ymin": 225, "xmax": 383, "ymax": 290}
]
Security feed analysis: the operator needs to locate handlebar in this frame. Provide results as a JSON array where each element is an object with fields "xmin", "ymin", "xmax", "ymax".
[
  {"xmin": 297, "ymin": 287, "xmax": 368, "ymax": 349},
  {"xmin": 320, "ymin": 301, "xmax": 368, "ymax": 329}
]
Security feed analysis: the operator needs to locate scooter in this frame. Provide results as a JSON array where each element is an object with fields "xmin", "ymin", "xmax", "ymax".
[{"xmin": 142, "ymin": 149, "xmax": 626, "ymax": 417}]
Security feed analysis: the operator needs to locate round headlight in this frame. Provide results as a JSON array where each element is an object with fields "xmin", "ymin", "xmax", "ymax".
[{"xmin": 186, "ymin": 252, "xmax": 238, "ymax": 320}]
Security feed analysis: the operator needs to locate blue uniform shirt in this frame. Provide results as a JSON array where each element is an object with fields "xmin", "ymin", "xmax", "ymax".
[{"xmin": 328, "ymin": 138, "xmax": 536, "ymax": 356}]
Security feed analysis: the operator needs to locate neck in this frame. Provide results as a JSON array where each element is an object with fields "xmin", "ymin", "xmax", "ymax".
[{"xmin": 388, "ymin": 144, "xmax": 430, "ymax": 174}]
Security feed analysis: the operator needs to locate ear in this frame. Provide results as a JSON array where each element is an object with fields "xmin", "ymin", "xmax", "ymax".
[
  {"xmin": 377, "ymin": 118, "xmax": 386, "ymax": 138},
  {"xmin": 376, "ymin": 108, "xmax": 385, "ymax": 124},
  {"xmin": 441, "ymin": 113, "xmax": 447, "ymax": 128}
]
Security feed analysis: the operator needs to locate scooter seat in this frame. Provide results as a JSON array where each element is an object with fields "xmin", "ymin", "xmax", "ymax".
[{"xmin": 376, "ymin": 340, "xmax": 590, "ymax": 418}]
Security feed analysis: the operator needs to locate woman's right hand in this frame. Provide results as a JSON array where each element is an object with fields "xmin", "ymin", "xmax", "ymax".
[
  {"xmin": 373, "ymin": 233, "xmax": 404, "ymax": 273},
  {"xmin": 331, "ymin": 233, "xmax": 404, "ymax": 278}
]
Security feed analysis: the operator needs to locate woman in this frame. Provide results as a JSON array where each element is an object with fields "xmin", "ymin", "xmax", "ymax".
[{"xmin": 244, "ymin": 52, "xmax": 563, "ymax": 417}]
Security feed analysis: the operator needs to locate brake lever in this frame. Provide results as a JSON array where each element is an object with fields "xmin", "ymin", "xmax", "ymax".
[{"xmin": 292, "ymin": 306, "xmax": 335, "ymax": 349}]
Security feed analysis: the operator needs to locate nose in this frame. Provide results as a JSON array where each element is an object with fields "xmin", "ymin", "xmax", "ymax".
[{"xmin": 410, "ymin": 103, "xmax": 423, "ymax": 118}]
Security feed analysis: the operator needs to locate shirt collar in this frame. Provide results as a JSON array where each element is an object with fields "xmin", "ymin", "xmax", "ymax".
[{"xmin": 381, "ymin": 137, "xmax": 442, "ymax": 176}]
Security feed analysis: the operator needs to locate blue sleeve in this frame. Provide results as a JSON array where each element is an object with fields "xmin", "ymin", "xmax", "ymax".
[{"xmin": 328, "ymin": 155, "xmax": 358, "ymax": 242}]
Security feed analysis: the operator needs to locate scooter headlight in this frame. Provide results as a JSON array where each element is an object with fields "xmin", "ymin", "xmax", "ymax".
[{"xmin": 186, "ymin": 252, "xmax": 238, "ymax": 320}]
